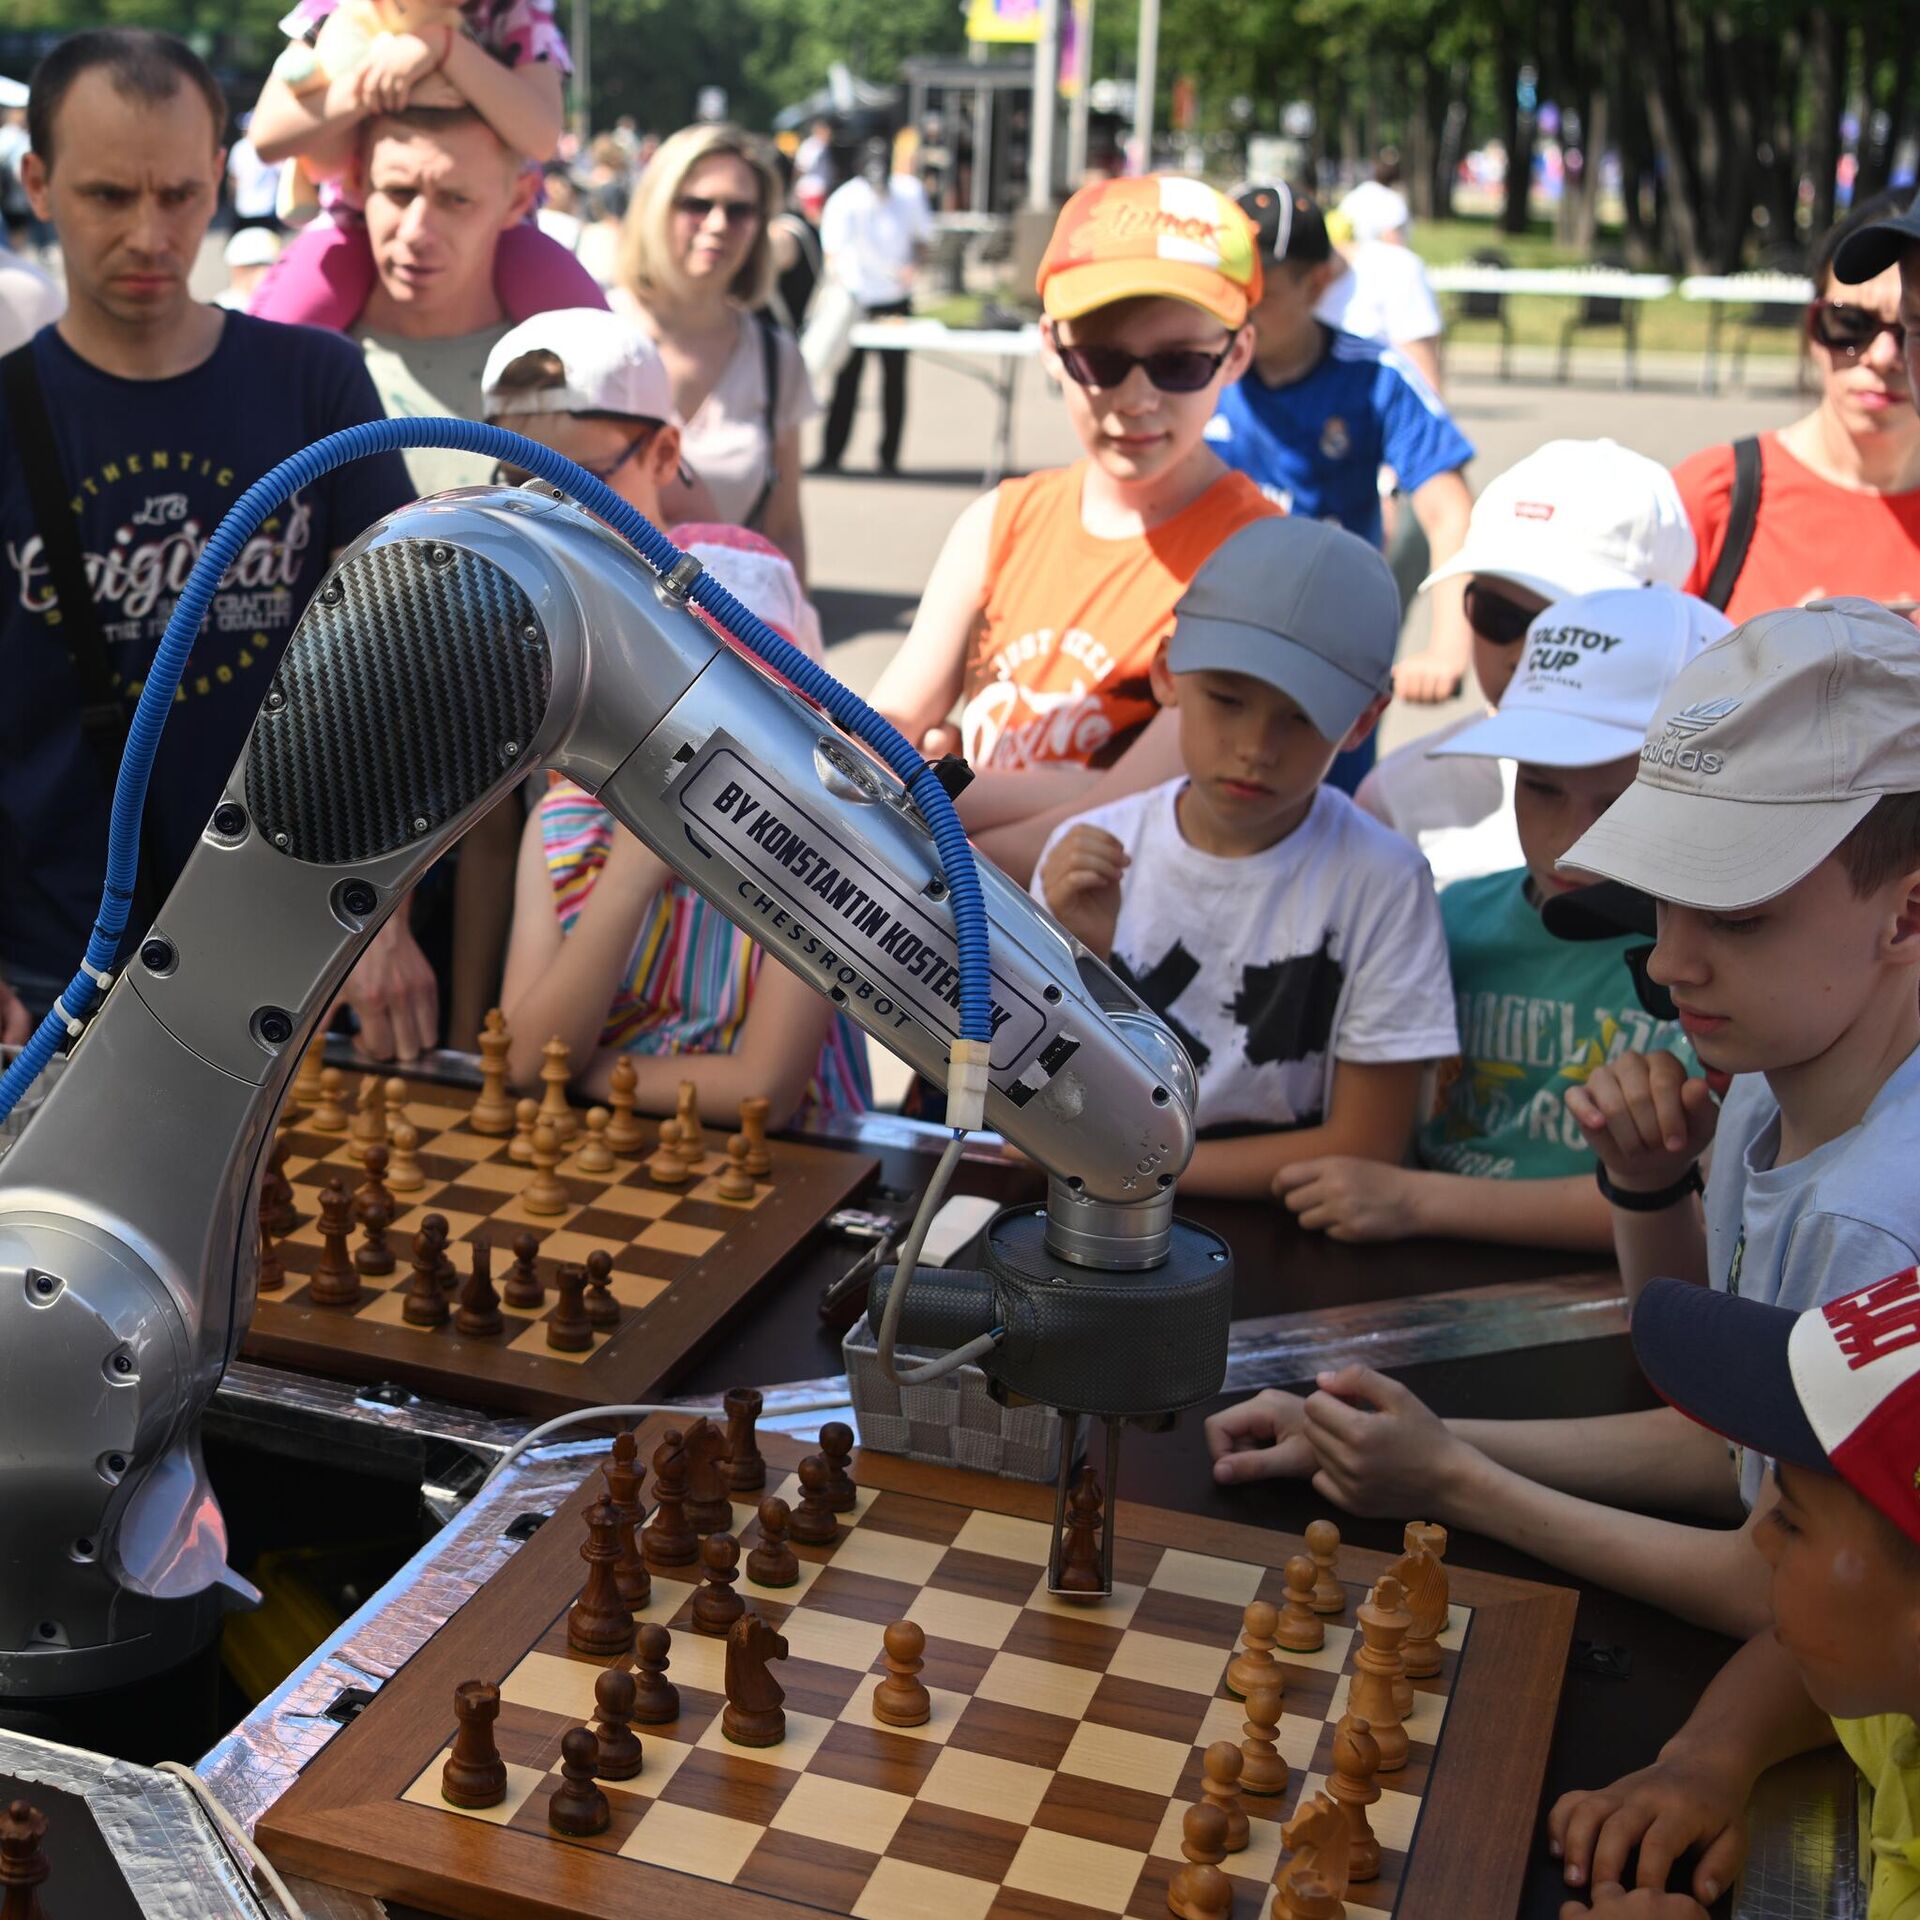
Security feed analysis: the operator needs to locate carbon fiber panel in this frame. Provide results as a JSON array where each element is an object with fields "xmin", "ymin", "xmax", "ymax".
[{"xmin": 244, "ymin": 541, "xmax": 551, "ymax": 865}]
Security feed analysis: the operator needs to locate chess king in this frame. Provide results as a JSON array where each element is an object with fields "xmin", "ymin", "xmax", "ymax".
[{"xmin": 0, "ymin": 459, "xmax": 1231, "ymax": 1697}]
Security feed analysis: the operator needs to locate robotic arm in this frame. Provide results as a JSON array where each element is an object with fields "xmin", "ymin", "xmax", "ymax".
[{"xmin": 0, "ymin": 485, "xmax": 1231, "ymax": 1697}]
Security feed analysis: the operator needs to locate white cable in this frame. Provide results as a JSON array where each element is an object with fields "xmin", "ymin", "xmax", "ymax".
[
  {"xmin": 153, "ymin": 1762, "xmax": 308, "ymax": 1920},
  {"xmin": 875, "ymin": 1133, "xmax": 1003, "ymax": 1387},
  {"xmin": 477, "ymin": 1401, "xmax": 726, "ymax": 1495}
]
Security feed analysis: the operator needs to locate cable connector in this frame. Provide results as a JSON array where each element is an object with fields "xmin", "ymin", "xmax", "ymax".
[{"xmin": 943, "ymin": 1038, "xmax": 992, "ymax": 1133}]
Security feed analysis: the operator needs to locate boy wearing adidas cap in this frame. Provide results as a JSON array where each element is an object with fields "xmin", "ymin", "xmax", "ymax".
[
  {"xmin": 1546, "ymin": 1271, "xmax": 1920, "ymax": 1918},
  {"xmin": 1033, "ymin": 515, "xmax": 1458, "ymax": 1199},
  {"xmin": 1207, "ymin": 598, "xmax": 1920, "ymax": 1639},
  {"xmin": 1271, "ymin": 585, "xmax": 1726, "ymax": 1253}
]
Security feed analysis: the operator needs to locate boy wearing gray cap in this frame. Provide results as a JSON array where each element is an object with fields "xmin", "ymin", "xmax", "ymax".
[{"xmin": 1033, "ymin": 516, "xmax": 1458, "ymax": 1200}]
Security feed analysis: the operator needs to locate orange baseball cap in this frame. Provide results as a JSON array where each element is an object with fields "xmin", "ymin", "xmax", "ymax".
[{"xmin": 1037, "ymin": 176, "xmax": 1262, "ymax": 328}]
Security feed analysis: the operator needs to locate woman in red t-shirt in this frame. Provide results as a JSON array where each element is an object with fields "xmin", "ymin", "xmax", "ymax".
[{"xmin": 1673, "ymin": 189, "xmax": 1920, "ymax": 624}]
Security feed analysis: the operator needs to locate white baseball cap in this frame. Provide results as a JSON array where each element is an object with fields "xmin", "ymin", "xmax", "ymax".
[
  {"xmin": 224, "ymin": 227, "xmax": 282, "ymax": 271},
  {"xmin": 1339, "ymin": 180, "xmax": 1410, "ymax": 243},
  {"xmin": 1421, "ymin": 439, "xmax": 1696, "ymax": 603},
  {"xmin": 1560, "ymin": 597, "xmax": 1920, "ymax": 910},
  {"xmin": 1431, "ymin": 586, "xmax": 1732, "ymax": 768},
  {"xmin": 483, "ymin": 308, "xmax": 678, "ymax": 423}
]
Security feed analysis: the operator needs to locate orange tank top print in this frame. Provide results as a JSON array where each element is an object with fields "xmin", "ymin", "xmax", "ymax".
[{"xmin": 961, "ymin": 462, "xmax": 1278, "ymax": 771}]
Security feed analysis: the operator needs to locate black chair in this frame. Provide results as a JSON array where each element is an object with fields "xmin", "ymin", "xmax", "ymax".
[
  {"xmin": 1556, "ymin": 257, "xmax": 1640, "ymax": 387},
  {"xmin": 1441, "ymin": 247, "xmax": 1515, "ymax": 381}
]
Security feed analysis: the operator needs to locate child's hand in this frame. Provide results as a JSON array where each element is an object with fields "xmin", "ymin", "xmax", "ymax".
[
  {"xmin": 355, "ymin": 28, "xmax": 445, "ymax": 113},
  {"xmin": 1274, "ymin": 1157, "xmax": 1421, "ymax": 1242},
  {"xmin": 1037, "ymin": 825, "xmax": 1129, "ymax": 960},
  {"xmin": 1563, "ymin": 1051, "xmax": 1718, "ymax": 1196},
  {"xmin": 1561, "ymin": 1888, "xmax": 1711, "ymax": 1920},
  {"xmin": 1547, "ymin": 1748, "xmax": 1750, "ymax": 1907},
  {"xmin": 1204, "ymin": 1390, "xmax": 1320, "ymax": 1485},
  {"xmin": 1298, "ymin": 1365, "xmax": 1475, "ymax": 1516},
  {"xmin": 1391, "ymin": 649, "xmax": 1466, "ymax": 704}
]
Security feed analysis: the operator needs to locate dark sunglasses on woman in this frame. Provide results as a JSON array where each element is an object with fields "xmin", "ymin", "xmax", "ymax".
[
  {"xmin": 1808, "ymin": 301, "xmax": 1908, "ymax": 359},
  {"xmin": 677, "ymin": 194, "xmax": 761, "ymax": 227},
  {"xmin": 1047, "ymin": 323, "xmax": 1240, "ymax": 394},
  {"xmin": 1462, "ymin": 579, "xmax": 1540, "ymax": 647},
  {"xmin": 490, "ymin": 420, "xmax": 665, "ymax": 490}
]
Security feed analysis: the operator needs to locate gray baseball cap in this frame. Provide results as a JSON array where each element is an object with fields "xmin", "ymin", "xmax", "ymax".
[
  {"xmin": 1559, "ymin": 597, "xmax": 1920, "ymax": 910},
  {"xmin": 1168, "ymin": 516, "xmax": 1401, "ymax": 742}
]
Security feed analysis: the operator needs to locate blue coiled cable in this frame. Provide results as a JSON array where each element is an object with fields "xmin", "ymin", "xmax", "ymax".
[{"xmin": 0, "ymin": 416, "xmax": 991, "ymax": 1123}]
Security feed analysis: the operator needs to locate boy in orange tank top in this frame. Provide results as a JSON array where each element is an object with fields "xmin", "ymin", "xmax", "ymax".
[{"xmin": 869, "ymin": 177, "xmax": 1277, "ymax": 883}]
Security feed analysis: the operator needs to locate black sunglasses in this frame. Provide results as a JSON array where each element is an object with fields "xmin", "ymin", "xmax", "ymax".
[
  {"xmin": 491, "ymin": 421, "xmax": 664, "ymax": 490},
  {"xmin": 1463, "ymin": 580, "xmax": 1539, "ymax": 647},
  {"xmin": 1049, "ymin": 326, "xmax": 1239, "ymax": 394},
  {"xmin": 676, "ymin": 193, "xmax": 761, "ymax": 227},
  {"xmin": 1808, "ymin": 300, "xmax": 1908, "ymax": 359}
]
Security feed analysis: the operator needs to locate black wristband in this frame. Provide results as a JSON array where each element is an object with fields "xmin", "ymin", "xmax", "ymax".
[{"xmin": 1595, "ymin": 1160, "xmax": 1704, "ymax": 1212}]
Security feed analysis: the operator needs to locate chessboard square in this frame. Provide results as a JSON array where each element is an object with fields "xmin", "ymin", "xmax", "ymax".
[
  {"xmin": 834, "ymin": 1682, "xmax": 967, "ymax": 1745},
  {"xmin": 610, "ymin": 1734, "xmax": 693, "ymax": 1799},
  {"xmin": 402, "ymin": 1753, "xmax": 545, "ymax": 1824},
  {"xmin": 1370, "ymin": 1784, "xmax": 1422, "ymax": 1853},
  {"xmin": 951, "ymin": 1510, "xmax": 1055, "ymax": 1566},
  {"xmin": 1002, "ymin": 1611, "xmax": 1125, "ymax": 1675},
  {"xmin": 1147, "ymin": 1550, "xmax": 1265, "ymax": 1607},
  {"xmin": 1437, "ymin": 1603, "xmax": 1469, "ymax": 1652},
  {"xmin": 631, "ymin": 1577, "xmax": 700, "ymax": 1628},
  {"xmin": 505, "ymin": 1318, "xmax": 602, "ymax": 1364},
  {"xmin": 861, "ymin": 1491, "xmax": 971, "ymax": 1548},
  {"xmin": 1104, "ymin": 1630, "xmax": 1228, "ymax": 1697},
  {"xmin": 419, "ymin": 1127, "xmax": 499, "ymax": 1161},
  {"xmin": 489, "ymin": 1192, "xmax": 586, "ymax": 1231},
  {"xmin": 1057, "ymin": 1721, "xmax": 1190, "ymax": 1798},
  {"xmin": 772, "ymin": 1474, "xmax": 881, "ymax": 1528},
  {"xmin": 694, "ymin": 1707, "xmax": 835, "ymax": 1771},
  {"xmin": 1025, "ymin": 1577, "xmax": 1144, "ymax": 1630},
  {"xmin": 740, "ymin": 1555, "xmax": 825, "ymax": 1606},
  {"xmin": 905, "ymin": 1585, "xmax": 1022, "ymax": 1651},
  {"xmin": 1142, "ymin": 1802, "xmax": 1284, "ymax": 1885},
  {"xmin": 1126, "ymin": 1588, "xmax": 1249, "ymax": 1651},
  {"xmin": 498, "ymin": 1648, "xmax": 605, "ymax": 1723},
  {"xmin": 352, "ymin": 1288, "xmax": 432, "ymax": 1328},
  {"xmin": 854, "ymin": 1857, "xmax": 999, "ymax": 1920},
  {"xmin": 609, "ymin": 1274, "xmax": 669, "ymax": 1312},
  {"xmin": 1274, "ymin": 1624, "xmax": 1355, "ymax": 1677},
  {"xmin": 660, "ymin": 1622, "xmax": 729, "ymax": 1693},
  {"xmin": 616, "ymin": 1799, "xmax": 762, "ymax": 1880},
  {"xmin": 1194, "ymin": 1694, "xmax": 1255, "ymax": 1749},
  {"xmin": 738, "ymin": 1827, "xmax": 882, "ymax": 1913},
  {"xmin": 975, "ymin": 1651, "xmax": 1101, "ymax": 1721},
  {"xmin": 656, "ymin": 1743, "xmax": 799, "ymax": 1826},
  {"xmin": 1002, "ymin": 1828, "xmax": 1148, "ymax": 1913},
  {"xmin": 533, "ymin": 1228, "xmax": 620, "ymax": 1268},
  {"xmin": 783, "ymin": 1608, "xmax": 889, "ymax": 1674},
  {"xmin": 454, "ymin": 1159, "xmax": 528, "ymax": 1194},
  {"xmin": 829, "ymin": 1527, "xmax": 948, "ymax": 1589},
  {"xmin": 770, "ymin": 1769, "xmax": 913, "ymax": 1854},
  {"xmin": 690, "ymin": 1175, "xmax": 771, "ymax": 1209},
  {"xmin": 917, "ymin": 1745, "xmax": 1055, "ymax": 1825},
  {"xmin": 889, "ymin": 1799, "xmax": 1027, "ymax": 1886},
  {"xmin": 1033, "ymin": 1772, "xmax": 1168, "ymax": 1857},
  {"xmin": 637, "ymin": 1219, "xmax": 723, "ymax": 1257},
  {"xmin": 584, "ymin": 1185, "xmax": 684, "ymax": 1221},
  {"xmin": 1082, "ymin": 1675, "xmax": 1213, "ymax": 1749},
  {"xmin": 1279, "ymin": 1711, "xmax": 1332, "ymax": 1768}
]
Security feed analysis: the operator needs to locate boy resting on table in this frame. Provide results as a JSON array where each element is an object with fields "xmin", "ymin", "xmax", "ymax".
[
  {"xmin": 1206, "ymin": 599, "xmax": 1920, "ymax": 1637},
  {"xmin": 1276, "ymin": 584, "xmax": 1728, "ymax": 1253},
  {"xmin": 1032, "ymin": 514, "xmax": 1458, "ymax": 1201},
  {"xmin": 1548, "ymin": 1271, "xmax": 1920, "ymax": 1919}
]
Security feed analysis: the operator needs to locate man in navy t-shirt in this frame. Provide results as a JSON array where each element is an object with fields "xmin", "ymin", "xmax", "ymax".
[
  {"xmin": 3, "ymin": 30, "xmax": 431, "ymax": 1052},
  {"xmin": 1206, "ymin": 184, "xmax": 1477, "ymax": 745}
]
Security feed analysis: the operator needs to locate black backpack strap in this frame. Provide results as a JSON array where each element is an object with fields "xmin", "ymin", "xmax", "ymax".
[
  {"xmin": 743, "ymin": 311, "xmax": 781, "ymax": 532},
  {"xmin": 1703, "ymin": 435, "xmax": 1763, "ymax": 612}
]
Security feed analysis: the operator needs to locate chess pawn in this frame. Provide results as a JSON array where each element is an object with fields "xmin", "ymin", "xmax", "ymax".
[
  {"xmin": 470, "ymin": 1008, "xmax": 516, "ymax": 1135},
  {"xmin": 1347, "ymin": 1578, "xmax": 1410, "ymax": 1772},
  {"xmin": 873, "ymin": 1620, "xmax": 930, "ymax": 1727},
  {"xmin": 1327, "ymin": 1714, "xmax": 1382, "ymax": 1881},
  {"xmin": 546, "ymin": 1262, "xmax": 593, "ymax": 1352},
  {"xmin": 1200, "ymin": 1739, "xmax": 1248, "ymax": 1852},
  {"xmin": 716, "ymin": 1133, "xmax": 756, "ymax": 1202},
  {"xmin": 260, "ymin": 1126, "xmax": 298, "ymax": 1235},
  {"xmin": 738, "ymin": 1094, "xmax": 772, "ymax": 1177},
  {"xmin": 1274, "ymin": 1555, "xmax": 1325, "ymax": 1652},
  {"xmin": 524, "ymin": 1122, "xmax": 570, "ymax": 1216},
  {"xmin": 787, "ymin": 1455, "xmax": 839, "ymax": 1546},
  {"xmin": 403, "ymin": 1226, "xmax": 449, "ymax": 1327},
  {"xmin": 1239, "ymin": 1681, "xmax": 1288, "ymax": 1797},
  {"xmin": 591, "ymin": 1667, "xmax": 644, "ymax": 1780},
  {"xmin": 1304, "ymin": 1518, "xmax": 1344, "ymax": 1615},
  {"xmin": 385, "ymin": 1076, "xmax": 410, "ymax": 1133},
  {"xmin": 693, "ymin": 1531, "xmax": 746, "ymax": 1635},
  {"xmin": 258, "ymin": 1219, "xmax": 286, "ymax": 1294},
  {"xmin": 583, "ymin": 1247, "xmax": 619, "ymax": 1329},
  {"xmin": 508, "ymin": 1096, "xmax": 539, "ymax": 1165},
  {"xmin": 0, "ymin": 1798, "xmax": 51, "ymax": 1920},
  {"xmin": 310, "ymin": 1176, "xmax": 362, "ymax": 1306},
  {"xmin": 351, "ymin": 1074, "xmax": 388, "ymax": 1148},
  {"xmin": 671, "ymin": 1080, "xmax": 701, "ymax": 1164},
  {"xmin": 745, "ymin": 1497, "xmax": 799, "ymax": 1588},
  {"xmin": 1395, "ymin": 1521, "xmax": 1450, "ymax": 1679},
  {"xmin": 293, "ymin": 1032, "xmax": 328, "ymax": 1109},
  {"xmin": 604, "ymin": 1429, "xmax": 651, "ymax": 1609},
  {"xmin": 1277, "ymin": 1870, "xmax": 1344, "ymax": 1920},
  {"xmin": 647, "ymin": 1118, "xmax": 689, "ymax": 1185},
  {"xmin": 574, "ymin": 1106, "xmax": 617, "ymax": 1176},
  {"xmin": 1225, "ymin": 1600, "xmax": 1281, "ymax": 1699},
  {"xmin": 503, "ymin": 1229, "xmax": 544, "ymax": 1309},
  {"xmin": 310, "ymin": 1066, "xmax": 349, "ymax": 1131},
  {"xmin": 355, "ymin": 1195, "xmax": 397, "ymax": 1278},
  {"xmin": 441, "ymin": 1680, "xmax": 508, "ymax": 1808},
  {"xmin": 605, "ymin": 1055, "xmax": 647, "ymax": 1155},
  {"xmin": 724, "ymin": 1385, "xmax": 766, "ymax": 1492},
  {"xmin": 355, "ymin": 1141, "xmax": 395, "ymax": 1225},
  {"xmin": 386, "ymin": 1119, "xmax": 425, "ymax": 1192},
  {"xmin": 642, "ymin": 1431, "xmax": 699, "ymax": 1569},
  {"xmin": 631, "ymin": 1622, "xmax": 679, "ymax": 1724},
  {"xmin": 539, "ymin": 1035, "xmax": 579, "ymax": 1142},
  {"xmin": 1165, "ymin": 1800, "xmax": 1231, "ymax": 1920},
  {"xmin": 547, "ymin": 1726, "xmax": 610, "ymax": 1837},
  {"xmin": 423, "ymin": 1211, "xmax": 457, "ymax": 1290},
  {"xmin": 818, "ymin": 1421, "xmax": 858, "ymax": 1513},
  {"xmin": 455, "ymin": 1241, "xmax": 504, "ymax": 1336},
  {"xmin": 568, "ymin": 1497, "xmax": 636, "ymax": 1655}
]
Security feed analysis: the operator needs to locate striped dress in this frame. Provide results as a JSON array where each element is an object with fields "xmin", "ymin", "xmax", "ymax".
[{"xmin": 539, "ymin": 779, "xmax": 871, "ymax": 1122}]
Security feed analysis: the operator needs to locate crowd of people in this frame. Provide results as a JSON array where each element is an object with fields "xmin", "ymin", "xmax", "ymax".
[{"xmin": 5, "ymin": 20, "xmax": 1920, "ymax": 1916}]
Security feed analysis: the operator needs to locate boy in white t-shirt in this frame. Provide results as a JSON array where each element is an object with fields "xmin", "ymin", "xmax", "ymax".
[{"xmin": 1034, "ymin": 515, "xmax": 1458, "ymax": 1200}]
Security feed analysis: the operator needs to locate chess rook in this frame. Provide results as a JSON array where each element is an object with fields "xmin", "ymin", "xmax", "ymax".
[
  {"xmin": 440, "ymin": 1681, "xmax": 507, "ymax": 1808},
  {"xmin": 724, "ymin": 1385, "xmax": 766, "ymax": 1491}
]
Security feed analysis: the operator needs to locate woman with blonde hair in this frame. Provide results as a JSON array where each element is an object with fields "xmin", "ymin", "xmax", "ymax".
[{"xmin": 612, "ymin": 123, "xmax": 813, "ymax": 576}]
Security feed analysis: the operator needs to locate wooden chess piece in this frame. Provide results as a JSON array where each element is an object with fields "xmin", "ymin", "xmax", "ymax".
[
  {"xmin": 351, "ymin": 1074, "xmax": 388, "ymax": 1149},
  {"xmin": 0, "ymin": 1798, "xmax": 51, "ymax": 1920},
  {"xmin": 683, "ymin": 1416, "xmax": 733, "ymax": 1533},
  {"xmin": 604, "ymin": 1430, "xmax": 650, "ymax": 1609},
  {"xmin": 260, "ymin": 1126, "xmax": 297, "ymax": 1234},
  {"xmin": 632, "ymin": 1622, "xmax": 679, "ymax": 1724},
  {"xmin": 1201, "ymin": 1740, "xmax": 1249, "ymax": 1852},
  {"xmin": 583, "ymin": 1247, "xmax": 619, "ymax": 1329},
  {"xmin": 441, "ymin": 1680, "xmax": 508, "ymax": 1807},
  {"xmin": 385, "ymin": 1076, "xmax": 410, "ymax": 1133},
  {"xmin": 671, "ymin": 1080, "xmax": 701, "ymax": 1164},
  {"xmin": 721, "ymin": 1609, "xmax": 788, "ymax": 1747},
  {"xmin": 1239, "ymin": 1681, "xmax": 1288, "ymax": 1796},
  {"xmin": 1276, "ymin": 1869, "xmax": 1344, "ymax": 1920},
  {"xmin": 1274, "ymin": 1555, "xmax": 1325, "ymax": 1652},
  {"xmin": 354, "ymin": 1141, "xmax": 395, "ymax": 1225},
  {"xmin": 1394, "ymin": 1521, "xmax": 1449, "ymax": 1679},
  {"xmin": 386, "ymin": 1119, "xmax": 425, "ymax": 1192},
  {"xmin": 1367, "ymin": 1572, "xmax": 1414, "ymax": 1719},
  {"xmin": 642, "ymin": 1430, "xmax": 699, "ymax": 1569},
  {"xmin": 605, "ymin": 1055, "xmax": 646, "ymax": 1155},
  {"xmin": 574, "ymin": 1106, "xmax": 617, "ymax": 1175},
  {"xmin": 524, "ymin": 1122, "xmax": 569, "ymax": 1216},
  {"xmin": 1165, "ymin": 1800, "xmax": 1231, "ymax": 1920},
  {"xmin": 1225, "ymin": 1599, "xmax": 1281, "ymax": 1699},
  {"xmin": 293, "ymin": 1032, "xmax": 327, "ymax": 1109},
  {"xmin": 355, "ymin": 1195, "xmax": 396, "ymax": 1278},
  {"xmin": 455, "ymin": 1241, "xmax": 504, "ymax": 1336},
  {"xmin": 724, "ymin": 1386, "xmax": 766, "ymax": 1492},
  {"xmin": 818, "ymin": 1421, "xmax": 858, "ymax": 1513},
  {"xmin": 310, "ymin": 1176, "xmax": 362, "ymax": 1306},
  {"xmin": 738, "ymin": 1095, "xmax": 772, "ymax": 1177},
  {"xmin": 403, "ymin": 1226, "xmax": 449, "ymax": 1327},
  {"xmin": 422, "ymin": 1211, "xmax": 457, "ymax": 1291},
  {"xmin": 745, "ymin": 1497, "xmax": 799, "ymax": 1587},
  {"xmin": 1305, "ymin": 1518, "xmax": 1344, "ymax": 1615},
  {"xmin": 692, "ymin": 1531, "xmax": 745, "ymax": 1635},
  {"xmin": 258, "ymin": 1218, "xmax": 285, "ymax": 1293},
  {"xmin": 568, "ymin": 1496, "xmax": 636, "ymax": 1655},
  {"xmin": 470, "ymin": 1008, "xmax": 516, "ymax": 1135},
  {"xmin": 1277, "ymin": 1791, "xmax": 1349, "ymax": 1905},
  {"xmin": 508, "ymin": 1096, "xmax": 539, "ymax": 1165},
  {"xmin": 504, "ymin": 1229, "xmax": 544, "ymax": 1309},
  {"xmin": 591, "ymin": 1666, "xmax": 644, "ymax": 1780},
  {"xmin": 1347, "ymin": 1578, "xmax": 1410, "ymax": 1772},
  {"xmin": 716, "ymin": 1133, "xmax": 756, "ymax": 1202},
  {"xmin": 311, "ymin": 1066, "xmax": 349, "ymax": 1131},
  {"xmin": 539, "ymin": 1035, "xmax": 578, "ymax": 1142},
  {"xmin": 546, "ymin": 1262, "xmax": 592, "ymax": 1352},
  {"xmin": 547, "ymin": 1726, "xmax": 610, "ymax": 1837},
  {"xmin": 1327, "ymin": 1714, "xmax": 1382, "ymax": 1881},
  {"xmin": 873, "ymin": 1620, "xmax": 931, "ymax": 1727},
  {"xmin": 647, "ymin": 1118, "xmax": 689, "ymax": 1185},
  {"xmin": 787, "ymin": 1454, "xmax": 839, "ymax": 1546},
  {"xmin": 1056, "ymin": 1463, "xmax": 1105, "ymax": 1594}
]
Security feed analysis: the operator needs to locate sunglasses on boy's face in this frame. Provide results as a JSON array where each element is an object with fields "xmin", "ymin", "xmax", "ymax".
[
  {"xmin": 1046, "ymin": 323, "xmax": 1241, "ymax": 394},
  {"xmin": 490, "ymin": 420, "xmax": 666, "ymax": 489},
  {"xmin": 1463, "ymin": 580, "xmax": 1540, "ymax": 647},
  {"xmin": 1808, "ymin": 300, "xmax": 1907, "ymax": 360}
]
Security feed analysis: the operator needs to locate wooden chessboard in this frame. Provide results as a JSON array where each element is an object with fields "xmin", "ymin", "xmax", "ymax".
[
  {"xmin": 245, "ymin": 1074, "xmax": 877, "ymax": 1416},
  {"xmin": 258, "ymin": 1422, "xmax": 1577, "ymax": 1920}
]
